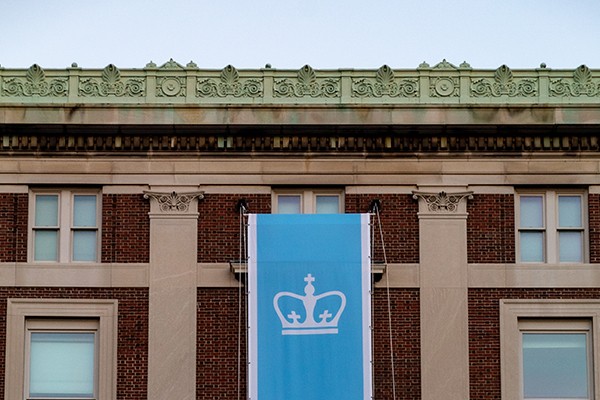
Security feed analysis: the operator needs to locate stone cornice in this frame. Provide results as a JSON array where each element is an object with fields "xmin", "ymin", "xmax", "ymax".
[{"xmin": 1, "ymin": 62, "xmax": 600, "ymax": 107}]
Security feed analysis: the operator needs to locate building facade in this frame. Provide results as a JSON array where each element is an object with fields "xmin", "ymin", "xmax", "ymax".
[{"xmin": 1, "ymin": 60, "xmax": 600, "ymax": 399}]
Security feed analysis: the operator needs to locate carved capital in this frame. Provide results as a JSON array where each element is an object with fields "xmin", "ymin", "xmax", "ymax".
[
  {"xmin": 143, "ymin": 191, "xmax": 204, "ymax": 213},
  {"xmin": 412, "ymin": 191, "xmax": 473, "ymax": 214}
]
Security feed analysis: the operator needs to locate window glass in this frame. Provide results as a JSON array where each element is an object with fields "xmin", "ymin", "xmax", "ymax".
[
  {"xmin": 31, "ymin": 191, "xmax": 100, "ymax": 263},
  {"xmin": 35, "ymin": 195, "xmax": 59, "ymax": 227},
  {"xmin": 559, "ymin": 196, "xmax": 582, "ymax": 228},
  {"xmin": 73, "ymin": 195, "xmax": 97, "ymax": 227},
  {"xmin": 522, "ymin": 332, "xmax": 589, "ymax": 399},
  {"xmin": 34, "ymin": 231, "xmax": 58, "ymax": 261},
  {"xmin": 72, "ymin": 231, "xmax": 98, "ymax": 262},
  {"xmin": 520, "ymin": 196, "xmax": 544, "ymax": 228},
  {"xmin": 519, "ymin": 231, "xmax": 544, "ymax": 262},
  {"xmin": 29, "ymin": 332, "xmax": 95, "ymax": 398},
  {"xmin": 277, "ymin": 195, "xmax": 301, "ymax": 214},
  {"xmin": 316, "ymin": 195, "xmax": 339, "ymax": 214},
  {"xmin": 559, "ymin": 231, "xmax": 583, "ymax": 262}
]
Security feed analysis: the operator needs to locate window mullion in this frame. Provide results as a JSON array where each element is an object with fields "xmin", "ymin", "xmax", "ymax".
[
  {"xmin": 59, "ymin": 191, "xmax": 71, "ymax": 263},
  {"xmin": 546, "ymin": 192, "xmax": 557, "ymax": 264},
  {"xmin": 303, "ymin": 191, "xmax": 314, "ymax": 214}
]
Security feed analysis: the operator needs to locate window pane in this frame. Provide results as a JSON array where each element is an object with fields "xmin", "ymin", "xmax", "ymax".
[
  {"xmin": 316, "ymin": 195, "xmax": 340, "ymax": 214},
  {"xmin": 520, "ymin": 231, "xmax": 544, "ymax": 262},
  {"xmin": 34, "ymin": 231, "xmax": 58, "ymax": 261},
  {"xmin": 559, "ymin": 196, "xmax": 582, "ymax": 228},
  {"xmin": 30, "ymin": 332, "xmax": 95, "ymax": 398},
  {"xmin": 277, "ymin": 195, "xmax": 301, "ymax": 214},
  {"xmin": 72, "ymin": 231, "xmax": 97, "ymax": 261},
  {"xmin": 520, "ymin": 196, "xmax": 544, "ymax": 228},
  {"xmin": 522, "ymin": 333, "xmax": 588, "ymax": 398},
  {"xmin": 559, "ymin": 231, "xmax": 583, "ymax": 262},
  {"xmin": 73, "ymin": 195, "xmax": 97, "ymax": 227},
  {"xmin": 35, "ymin": 195, "xmax": 58, "ymax": 227}
]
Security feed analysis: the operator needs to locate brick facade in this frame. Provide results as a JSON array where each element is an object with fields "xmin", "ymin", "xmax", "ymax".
[
  {"xmin": 197, "ymin": 287, "xmax": 421, "ymax": 399},
  {"xmin": 345, "ymin": 194, "xmax": 419, "ymax": 263},
  {"xmin": 0, "ymin": 194, "xmax": 27, "ymax": 263},
  {"xmin": 468, "ymin": 288, "xmax": 600, "ymax": 400},
  {"xmin": 102, "ymin": 194, "xmax": 150, "ymax": 263},
  {"xmin": 198, "ymin": 194, "xmax": 271, "ymax": 263},
  {"xmin": 0, "ymin": 287, "xmax": 149, "ymax": 400},
  {"xmin": 373, "ymin": 288, "xmax": 421, "ymax": 399},
  {"xmin": 467, "ymin": 194, "xmax": 515, "ymax": 264},
  {"xmin": 589, "ymin": 194, "xmax": 600, "ymax": 263}
]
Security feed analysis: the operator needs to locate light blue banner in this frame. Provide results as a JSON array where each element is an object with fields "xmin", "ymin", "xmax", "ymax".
[{"xmin": 249, "ymin": 214, "xmax": 371, "ymax": 400}]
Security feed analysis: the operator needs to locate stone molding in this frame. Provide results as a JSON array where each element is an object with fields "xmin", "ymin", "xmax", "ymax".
[
  {"xmin": 143, "ymin": 190, "xmax": 204, "ymax": 214},
  {"xmin": 3, "ymin": 131, "xmax": 600, "ymax": 155},
  {"xmin": 413, "ymin": 190, "xmax": 473, "ymax": 215},
  {"xmin": 1, "ymin": 61, "xmax": 600, "ymax": 105}
]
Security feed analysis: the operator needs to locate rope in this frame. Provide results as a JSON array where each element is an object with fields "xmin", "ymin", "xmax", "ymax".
[
  {"xmin": 237, "ymin": 206, "xmax": 244, "ymax": 400},
  {"xmin": 373, "ymin": 204, "xmax": 397, "ymax": 400}
]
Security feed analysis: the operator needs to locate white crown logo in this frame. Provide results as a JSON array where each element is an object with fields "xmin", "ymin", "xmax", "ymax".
[{"xmin": 273, "ymin": 274, "xmax": 346, "ymax": 335}]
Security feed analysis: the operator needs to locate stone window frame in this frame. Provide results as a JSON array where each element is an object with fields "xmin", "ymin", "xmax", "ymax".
[
  {"xmin": 500, "ymin": 299, "xmax": 600, "ymax": 399},
  {"xmin": 28, "ymin": 189, "xmax": 102, "ymax": 263},
  {"xmin": 5, "ymin": 299, "xmax": 118, "ymax": 400},
  {"xmin": 515, "ymin": 190, "xmax": 588, "ymax": 263},
  {"xmin": 272, "ymin": 188, "xmax": 344, "ymax": 214}
]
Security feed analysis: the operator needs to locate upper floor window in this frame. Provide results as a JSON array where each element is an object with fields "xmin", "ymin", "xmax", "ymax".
[
  {"xmin": 517, "ymin": 190, "xmax": 587, "ymax": 263},
  {"xmin": 500, "ymin": 300, "xmax": 600, "ymax": 400},
  {"xmin": 520, "ymin": 319, "xmax": 592, "ymax": 399},
  {"xmin": 6, "ymin": 299, "xmax": 117, "ymax": 400},
  {"xmin": 273, "ymin": 190, "xmax": 343, "ymax": 214},
  {"xmin": 30, "ymin": 190, "xmax": 100, "ymax": 262}
]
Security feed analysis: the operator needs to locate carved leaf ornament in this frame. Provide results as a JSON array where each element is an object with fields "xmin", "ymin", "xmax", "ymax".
[
  {"xmin": 352, "ymin": 65, "xmax": 418, "ymax": 98},
  {"xmin": 2, "ymin": 64, "xmax": 68, "ymax": 97},
  {"xmin": 550, "ymin": 65, "xmax": 600, "ymax": 97},
  {"xmin": 196, "ymin": 65, "xmax": 262, "ymax": 97},
  {"xmin": 143, "ymin": 191, "xmax": 204, "ymax": 213},
  {"xmin": 274, "ymin": 65, "xmax": 340, "ymax": 98},
  {"xmin": 471, "ymin": 65, "xmax": 536, "ymax": 97},
  {"xmin": 79, "ymin": 64, "xmax": 145, "ymax": 97},
  {"xmin": 412, "ymin": 191, "xmax": 473, "ymax": 213}
]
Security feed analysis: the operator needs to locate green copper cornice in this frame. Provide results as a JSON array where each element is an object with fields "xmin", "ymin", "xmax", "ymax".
[{"xmin": 1, "ymin": 60, "xmax": 599, "ymax": 105}]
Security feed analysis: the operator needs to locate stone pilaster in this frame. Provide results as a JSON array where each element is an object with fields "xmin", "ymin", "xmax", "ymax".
[
  {"xmin": 413, "ymin": 190, "xmax": 472, "ymax": 400},
  {"xmin": 144, "ymin": 190, "xmax": 204, "ymax": 400}
]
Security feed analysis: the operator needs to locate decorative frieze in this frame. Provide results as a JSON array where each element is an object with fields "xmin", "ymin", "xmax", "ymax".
[
  {"xmin": 274, "ymin": 65, "xmax": 339, "ymax": 98},
  {"xmin": 550, "ymin": 65, "xmax": 600, "ymax": 97},
  {"xmin": 352, "ymin": 65, "xmax": 418, "ymax": 98},
  {"xmin": 471, "ymin": 65, "xmax": 537, "ymax": 97},
  {"xmin": 143, "ymin": 191, "xmax": 204, "ymax": 213},
  {"xmin": 79, "ymin": 64, "xmax": 145, "ymax": 97},
  {"xmin": 196, "ymin": 65, "xmax": 262, "ymax": 98},
  {"xmin": 0, "ymin": 61, "xmax": 599, "ymax": 104},
  {"xmin": 2, "ymin": 64, "xmax": 68, "ymax": 97}
]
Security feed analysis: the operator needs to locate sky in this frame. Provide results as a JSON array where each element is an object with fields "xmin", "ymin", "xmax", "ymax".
[{"xmin": 1, "ymin": 0, "xmax": 599, "ymax": 71}]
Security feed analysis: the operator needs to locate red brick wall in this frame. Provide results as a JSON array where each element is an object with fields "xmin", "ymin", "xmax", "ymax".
[
  {"xmin": 198, "ymin": 194, "xmax": 271, "ymax": 262},
  {"xmin": 468, "ymin": 288, "xmax": 600, "ymax": 400},
  {"xmin": 373, "ymin": 288, "xmax": 421, "ymax": 399},
  {"xmin": 0, "ymin": 287, "xmax": 148, "ymax": 400},
  {"xmin": 197, "ymin": 287, "xmax": 420, "ymax": 399},
  {"xmin": 102, "ymin": 194, "xmax": 150, "ymax": 263},
  {"xmin": 345, "ymin": 194, "xmax": 419, "ymax": 263},
  {"xmin": 0, "ymin": 194, "xmax": 27, "ymax": 263},
  {"xmin": 589, "ymin": 194, "xmax": 600, "ymax": 262},
  {"xmin": 467, "ymin": 194, "xmax": 515, "ymax": 263}
]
